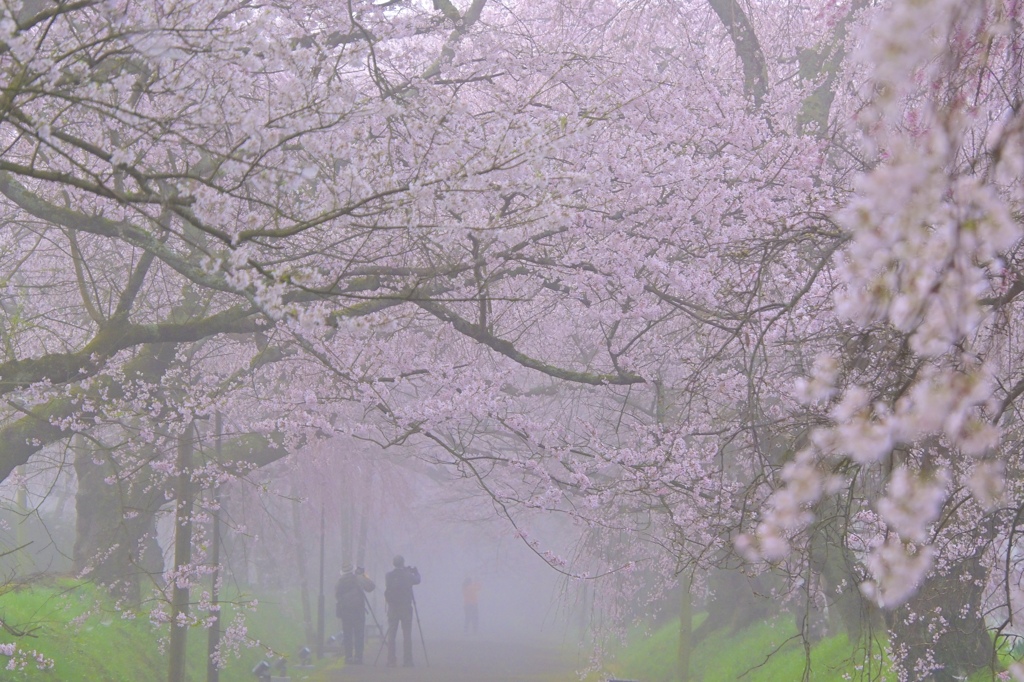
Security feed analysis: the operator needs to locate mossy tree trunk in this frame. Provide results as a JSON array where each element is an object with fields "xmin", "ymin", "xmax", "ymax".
[{"xmin": 73, "ymin": 437, "xmax": 164, "ymax": 604}]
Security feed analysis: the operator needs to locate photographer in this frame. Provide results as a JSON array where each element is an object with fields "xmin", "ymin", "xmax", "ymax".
[
  {"xmin": 383, "ymin": 555, "xmax": 421, "ymax": 667},
  {"xmin": 335, "ymin": 562, "xmax": 375, "ymax": 664}
]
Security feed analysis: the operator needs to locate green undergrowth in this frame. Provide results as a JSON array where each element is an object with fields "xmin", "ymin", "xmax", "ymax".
[
  {"xmin": 0, "ymin": 576, "xmax": 322, "ymax": 681},
  {"xmin": 602, "ymin": 615, "xmax": 1019, "ymax": 682},
  {"xmin": 4, "ymin": 581, "xmax": 1016, "ymax": 682},
  {"xmin": 604, "ymin": 615, "xmax": 886, "ymax": 682}
]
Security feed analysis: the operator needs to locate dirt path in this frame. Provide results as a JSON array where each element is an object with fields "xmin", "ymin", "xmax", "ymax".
[{"xmin": 319, "ymin": 636, "xmax": 583, "ymax": 682}]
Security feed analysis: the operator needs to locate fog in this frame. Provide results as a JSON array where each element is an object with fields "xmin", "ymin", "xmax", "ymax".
[
  {"xmin": 367, "ymin": 506, "xmax": 571, "ymax": 642},
  {"xmin": 0, "ymin": 438, "xmax": 593, "ymax": 677},
  {"xmin": 3, "ymin": 1, "xmax": 1018, "ymax": 680},
  {"xmin": 312, "ymin": 442, "xmax": 584, "ymax": 647}
]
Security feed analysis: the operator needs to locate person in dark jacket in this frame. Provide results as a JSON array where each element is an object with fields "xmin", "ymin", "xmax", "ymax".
[
  {"xmin": 335, "ymin": 562, "xmax": 375, "ymax": 664},
  {"xmin": 384, "ymin": 555, "xmax": 421, "ymax": 667}
]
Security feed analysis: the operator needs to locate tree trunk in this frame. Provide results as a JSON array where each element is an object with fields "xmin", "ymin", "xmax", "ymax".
[
  {"xmin": 14, "ymin": 465, "xmax": 27, "ymax": 577},
  {"xmin": 73, "ymin": 436, "xmax": 164, "ymax": 603},
  {"xmin": 340, "ymin": 469, "xmax": 353, "ymax": 570},
  {"xmin": 356, "ymin": 466, "xmax": 372, "ymax": 569},
  {"xmin": 677, "ymin": 571, "xmax": 693, "ymax": 682},
  {"xmin": 316, "ymin": 503, "xmax": 326, "ymax": 659},
  {"xmin": 808, "ymin": 503, "xmax": 882, "ymax": 642},
  {"xmin": 291, "ymin": 483, "xmax": 315, "ymax": 645},
  {"xmin": 168, "ymin": 424, "xmax": 195, "ymax": 682},
  {"xmin": 706, "ymin": 0, "xmax": 768, "ymax": 106},
  {"xmin": 887, "ymin": 552, "xmax": 991, "ymax": 681},
  {"xmin": 207, "ymin": 413, "xmax": 224, "ymax": 682},
  {"xmin": 691, "ymin": 569, "xmax": 772, "ymax": 646},
  {"xmin": 206, "ymin": 487, "xmax": 222, "ymax": 682}
]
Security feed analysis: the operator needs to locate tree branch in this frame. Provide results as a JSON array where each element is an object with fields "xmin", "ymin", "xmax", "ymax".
[
  {"xmin": 707, "ymin": 0, "xmax": 768, "ymax": 107},
  {"xmin": 416, "ymin": 300, "xmax": 645, "ymax": 386}
]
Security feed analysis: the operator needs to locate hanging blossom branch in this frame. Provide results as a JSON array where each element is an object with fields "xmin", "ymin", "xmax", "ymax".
[{"xmin": 740, "ymin": 0, "xmax": 1024, "ymax": 610}]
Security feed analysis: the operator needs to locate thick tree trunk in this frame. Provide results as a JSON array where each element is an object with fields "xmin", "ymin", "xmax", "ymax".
[
  {"xmin": 706, "ymin": 0, "xmax": 768, "ymax": 106},
  {"xmin": 691, "ymin": 569, "xmax": 772, "ymax": 646},
  {"xmin": 808, "ymin": 503, "xmax": 882, "ymax": 642},
  {"xmin": 73, "ymin": 437, "xmax": 164, "ymax": 603},
  {"xmin": 887, "ymin": 552, "xmax": 991, "ymax": 681}
]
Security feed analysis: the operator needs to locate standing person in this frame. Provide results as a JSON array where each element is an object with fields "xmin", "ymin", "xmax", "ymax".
[
  {"xmin": 335, "ymin": 562, "xmax": 375, "ymax": 664},
  {"xmin": 462, "ymin": 577, "xmax": 480, "ymax": 634},
  {"xmin": 384, "ymin": 555, "xmax": 421, "ymax": 667}
]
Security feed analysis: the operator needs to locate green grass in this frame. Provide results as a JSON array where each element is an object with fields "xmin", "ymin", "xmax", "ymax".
[
  {"xmin": 605, "ymin": 616, "xmax": 895, "ymax": 682},
  {"xmin": 2, "ymin": 582, "xmax": 1014, "ymax": 682},
  {"xmin": 603, "ymin": 615, "xmax": 1024, "ymax": 682},
  {"xmin": 0, "ymin": 576, "xmax": 325, "ymax": 681},
  {"xmin": 1, "ymin": 577, "xmax": 165, "ymax": 682}
]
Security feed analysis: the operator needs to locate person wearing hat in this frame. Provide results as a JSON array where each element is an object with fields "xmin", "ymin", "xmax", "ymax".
[
  {"xmin": 384, "ymin": 555, "xmax": 421, "ymax": 667},
  {"xmin": 335, "ymin": 561, "xmax": 375, "ymax": 664}
]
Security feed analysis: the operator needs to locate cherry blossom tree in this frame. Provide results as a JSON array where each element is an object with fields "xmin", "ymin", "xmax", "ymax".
[
  {"xmin": 5, "ymin": 1, "xmax": 1024, "ymax": 681},
  {"xmin": 0, "ymin": 0, "xmax": 850, "ymax": 660},
  {"xmin": 739, "ymin": 1, "xmax": 1024, "ymax": 680}
]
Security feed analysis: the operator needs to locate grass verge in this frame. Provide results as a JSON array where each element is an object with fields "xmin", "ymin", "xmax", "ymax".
[
  {"xmin": 0, "ymin": 576, "xmax": 326, "ymax": 681},
  {"xmin": 605, "ymin": 616, "xmax": 888, "ymax": 682}
]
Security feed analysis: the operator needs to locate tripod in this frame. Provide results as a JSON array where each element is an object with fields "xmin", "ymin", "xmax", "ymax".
[
  {"xmin": 373, "ymin": 596, "xmax": 429, "ymax": 667},
  {"xmin": 364, "ymin": 592, "xmax": 385, "ymax": 640},
  {"xmin": 413, "ymin": 593, "xmax": 429, "ymax": 666}
]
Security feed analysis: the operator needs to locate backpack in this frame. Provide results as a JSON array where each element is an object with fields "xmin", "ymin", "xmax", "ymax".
[
  {"xmin": 384, "ymin": 568, "xmax": 415, "ymax": 608},
  {"xmin": 336, "ymin": 574, "xmax": 364, "ymax": 614}
]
